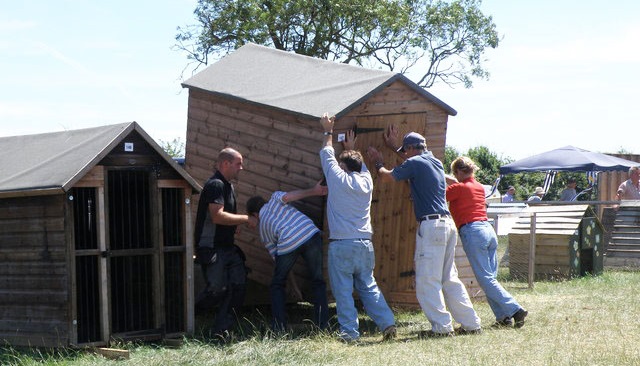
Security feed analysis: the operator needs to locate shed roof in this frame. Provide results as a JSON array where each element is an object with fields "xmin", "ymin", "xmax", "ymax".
[
  {"xmin": 182, "ymin": 43, "xmax": 457, "ymax": 119},
  {"xmin": 509, "ymin": 204, "xmax": 602, "ymax": 235},
  {"xmin": 0, "ymin": 122, "xmax": 201, "ymax": 198}
]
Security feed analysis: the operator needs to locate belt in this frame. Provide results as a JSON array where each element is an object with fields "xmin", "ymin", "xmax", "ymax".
[
  {"xmin": 418, "ymin": 214, "xmax": 449, "ymax": 222},
  {"xmin": 329, "ymin": 238, "xmax": 371, "ymax": 242}
]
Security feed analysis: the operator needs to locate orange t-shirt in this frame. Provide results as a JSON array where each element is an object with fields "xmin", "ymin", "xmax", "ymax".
[{"xmin": 445, "ymin": 177, "xmax": 487, "ymax": 229}]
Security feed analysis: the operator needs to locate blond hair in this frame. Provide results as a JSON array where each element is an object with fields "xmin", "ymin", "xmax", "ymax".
[{"xmin": 450, "ymin": 156, "xmax": 478, "ymax": 175}]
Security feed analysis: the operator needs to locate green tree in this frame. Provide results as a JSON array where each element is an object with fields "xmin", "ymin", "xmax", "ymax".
[
  {"xmin": 446, "ymin": 145, "xmax": 596, "ymax": 202},
  {"xmin": 466, "ymin": 145, "xmax": 502, "ymax": 185},
  {"xmin": 158, "ymin": 138, "xmax": 185, "ymax": 158},
  {"xmin": 175, "ymin": 0, "xmax": 500, "ymax": 88},
  {"xmin": 443, "ymin": 145, "xmax": 460, "ymax": 174},
  {"xmin": 446, "ymin": 145, "xmax": 505, "ymax": 185}
]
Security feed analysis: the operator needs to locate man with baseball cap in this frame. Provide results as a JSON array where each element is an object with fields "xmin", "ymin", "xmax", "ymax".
[{"xmin": 366, "ymin": 126, "xmax": 481, "ymax": 337}]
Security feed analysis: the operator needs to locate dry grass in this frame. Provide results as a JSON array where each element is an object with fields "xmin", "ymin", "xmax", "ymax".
[{"xmin": 2, "ymin": 238, "xmax": 639, "ymax": 365}]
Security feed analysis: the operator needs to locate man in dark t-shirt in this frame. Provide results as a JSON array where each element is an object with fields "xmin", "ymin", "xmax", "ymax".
[{"xmin": 194, "ymin": 147, "xmax": 257, "ymax": 335}]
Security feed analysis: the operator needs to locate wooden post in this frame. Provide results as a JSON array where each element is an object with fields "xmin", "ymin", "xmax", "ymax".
[
  {"xmin": 184, "ymin": 191, "xmax": 195, "ymax": 334},
  {"xmin": 528, "ymin": 212, "xmax": 537, "ymax": 289},
  {"xmin": 98, "ymin": 185, "xmax": 110, "ymax": 343}
]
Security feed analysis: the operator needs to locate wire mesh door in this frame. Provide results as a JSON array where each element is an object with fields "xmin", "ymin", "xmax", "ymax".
[
  {"xmin": 107, "ymin": 170, "xmax": 156, "ymax": 336},
  {"xmin": 72, "ymin": 187, "xmax": 102, "ymax": 344}
]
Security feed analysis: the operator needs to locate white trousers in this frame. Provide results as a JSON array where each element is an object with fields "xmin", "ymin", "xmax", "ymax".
[{"xmin": 414, "ymin": 216, "xmax": 481, "ymax": 333}]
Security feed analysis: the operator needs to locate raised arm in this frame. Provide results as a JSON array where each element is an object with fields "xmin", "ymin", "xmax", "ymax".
[
  {"xmin": 282, "ymin": 180, "xmax": 328, "ymax": 203},
  {"xmin": 383, "ymin": 124, "xmax": 407, "ymax": 161},
  {"xmin": 366, "ymin": 146, "xmax": 396, "ymax": 184},
  {"xmin": 342, "ymin": 129, "xmax": 357, "ymax": 151},
  {"xmin": 320, "ymin": 112, "xmax": 335, "ymax": 148}
]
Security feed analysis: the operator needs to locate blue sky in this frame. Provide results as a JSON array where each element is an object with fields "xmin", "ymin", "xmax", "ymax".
[{"xmin": 2, "ymin": 1, "xmax": 639, "ymax": 160}]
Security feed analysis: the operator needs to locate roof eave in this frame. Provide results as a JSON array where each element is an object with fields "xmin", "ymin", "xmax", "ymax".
[
  {"xmin": 62, "ymin": 122, "xmax": 202, "ymax": 193},
  {"xmin": 0, "ymin": 187, "xmax": 65, "ymax": 199},
  {"xmin": 183, "ymin": 74, "xmax": 458, "ymax": 121},
  {"xmin": 61, "ymin": 122, "xmax": 139, "ymax": 192}
]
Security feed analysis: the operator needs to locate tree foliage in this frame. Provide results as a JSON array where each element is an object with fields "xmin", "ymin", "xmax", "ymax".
[
  {"xmin": 442, "ymin": 145, "xmax": 594, "ymax": 202},
  {"xmin": 175, "ymin": 0, "xmax": 500, "ymax": 88},
  {"xmin": 159, "ymin": 138, "xmax": 185, "ymax": 158},
  {"xmin": 444, "ymin": 145, "xmax": 504, "ymax": 185}
]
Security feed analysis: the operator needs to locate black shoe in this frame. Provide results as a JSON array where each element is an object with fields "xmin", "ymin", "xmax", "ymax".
[
  {"xmin": 491, "ymin": 317, "xmax": 513, "ymax": 328},
  {"xmin": 513, "ymin": 309, "xmax": 528, "ymax": 328},
  {"xmin": 454, "ymin": 326, "xmax": 482, "ymax": 335},
  {"xmin": 418, "ymin": 330, "xmax": 454, "ymax": 338},
  {"xmin": 382, "ymin": 325, "xmax": 397, "ymax": 341}
]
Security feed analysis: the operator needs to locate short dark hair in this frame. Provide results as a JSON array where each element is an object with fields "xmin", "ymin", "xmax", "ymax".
[
  {"xmin": 405, "ymin": 142, "xmax": 426, "ymax": 151},
  {"xmin": 338, "ymin": 150, "xmax": 363, "ymax": 173},
  {"xmin": 218, "ymin": 147, "xmax": 241, "ymax": 163},
  {"xmin": 246, "ymin": 196, "xmax": 266, "ymax": 216}
]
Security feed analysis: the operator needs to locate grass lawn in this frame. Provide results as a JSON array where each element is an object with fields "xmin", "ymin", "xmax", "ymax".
[{"xmin": 2, "ymin": 238, "xmax": 639, "ymax": 366}]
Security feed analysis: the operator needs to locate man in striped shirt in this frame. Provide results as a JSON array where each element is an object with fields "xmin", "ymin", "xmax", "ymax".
[{"xmin": 246, "ymin": 182, "xmax": 329, "ymax": 332}]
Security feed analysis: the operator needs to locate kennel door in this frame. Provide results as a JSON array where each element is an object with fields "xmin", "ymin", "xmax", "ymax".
[{"xmin": 107, "ymin": 169, "xmax": 158, "ymax": 339}]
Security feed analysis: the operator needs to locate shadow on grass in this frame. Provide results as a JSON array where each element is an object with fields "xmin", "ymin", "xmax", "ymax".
[{"xmin": 192, "ymin": 300, "xmax": 409, "ymax": 345}]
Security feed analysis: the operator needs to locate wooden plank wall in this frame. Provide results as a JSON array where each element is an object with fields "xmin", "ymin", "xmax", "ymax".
[
  {"xmin": 99, "ymin": 130, "xmax": 184, "ymax": 181},
  {"xmin": 509, "ymin": 233, "xmax": 572, "ymax": 279},
  {"xmin": 508, "ymin": 205, "xmax": 599, "ymax": 279},
  {"xmin": 597, "ymin": 153, "xmax": 640, "ymax": 201},
  {"xmin": 344, "ymin": 80, "xmax": 449, "ymax": 160},
  {"xmin": 607, "ymin": 201, "xmax": 640, "ymax": 268},
  {"xmin": 185, "ymin": 90, "xmax": 326, "ymax": 301},
  {"xmin": 0, "ymin": 195, "xmax": 70, "ymax": 347},
  {"xmin": 344, "ymin": 81, "xmax": 483, "ymax": 303},
  {"xmin": 184, "ymin": 81, "xmax": 471, "ymax": 307}
]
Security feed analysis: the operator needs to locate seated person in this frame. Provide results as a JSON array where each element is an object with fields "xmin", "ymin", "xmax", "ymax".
[
  {"xmin": 502, "ymin": 186, "xmax": 516, "ymax": 202},
  {"xmin": 527, "ymin": 187, "xmax": 545, "ymax": 202},
  {"xmin": 559, "ymin": 178, "xmax": 577, "ymax": 201}
]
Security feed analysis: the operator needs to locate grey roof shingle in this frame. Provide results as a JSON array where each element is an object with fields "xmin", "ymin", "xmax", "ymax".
[
  {"xmin": 182, "ymin": 43, "xmax": 456, "ymax": 118},
  {"xmin": 0, "ymin": 122, "xmax": 200, "ymax": 197}
]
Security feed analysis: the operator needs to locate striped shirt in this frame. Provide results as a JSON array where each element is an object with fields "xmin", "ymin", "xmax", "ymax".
[{"xmin": 258, "ymin": 191, "xmax": 320, "ymax": 259}]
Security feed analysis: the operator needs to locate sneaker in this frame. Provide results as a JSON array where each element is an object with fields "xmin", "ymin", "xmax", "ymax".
[
  {"xmin": 382, "ymin": 325, "xmax": 397, "ymax": 341},
  {"xmin": 337, "ymin": 332, "xmax": 359, "ymax": 344},
  {"xmin": 454, "ymin": 326, "xmax": 482, "ymax": 335},
  {"xmin": 491, "ymin": 318, "xmax": 513, "ymax": 328},
  {"xmin": 418, "ymin": 330, "xmax": 454, "ymax": 338},
  {"xmin": 513, "ymin": 308, "xmax": 528, "ymax": 328}
]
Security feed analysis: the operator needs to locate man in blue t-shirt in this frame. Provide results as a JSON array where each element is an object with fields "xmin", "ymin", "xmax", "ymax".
[{"xmin": 367, "ymin": 126, "xmax": 481, "ymax": 337}]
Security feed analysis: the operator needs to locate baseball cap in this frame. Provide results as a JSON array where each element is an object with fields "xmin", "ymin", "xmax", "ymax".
[{"xmin": 397, "ymin": 132, "xmax": 426, "ymax": 152}]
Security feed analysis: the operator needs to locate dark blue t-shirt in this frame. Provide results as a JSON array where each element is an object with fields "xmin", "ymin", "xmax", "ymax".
[
  {"xmin": 194, "ymin": 170, "xmax": 237, "ymax": 248},
  {"xmin": 391, "ymin": 151, "xmax": 450, "ymax": 220}
]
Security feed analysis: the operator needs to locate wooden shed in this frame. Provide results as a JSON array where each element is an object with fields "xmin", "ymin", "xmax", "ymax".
[
  {"xmin": 606, "ymin": 201, "xmax": 640, "ymax": 267},
  {"xmin": 182, "ymin": 43, "xmax": 483, "ymax": 307},
  {"xmin": 508, "ymin": 205, "xmax": 604, "ymax": 280},
  {"xmin": 0, "ymin": 122, "xmax": 201, "ymax": 347}
]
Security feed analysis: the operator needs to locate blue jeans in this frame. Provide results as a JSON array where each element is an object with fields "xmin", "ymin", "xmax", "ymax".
[
  {"xmin": 271, "ymin": 232, "xmax": 328, "ymax": 331},
  {"xmin": 328, "ymin": 239, "xmax": 395, "ymax": 341},
  {"xmin": 459, "ymin": 221, "xmax": 521, "ymax": 321},
  {"xmin": 196, "ymin": 246, "xmax": 247, "ymax": 333}
]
